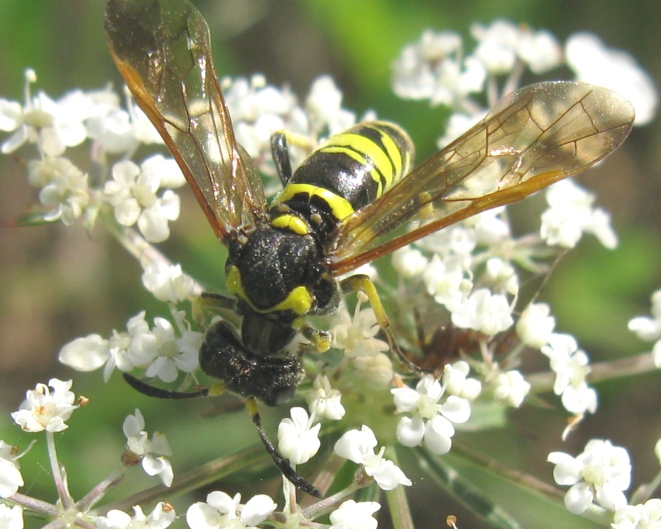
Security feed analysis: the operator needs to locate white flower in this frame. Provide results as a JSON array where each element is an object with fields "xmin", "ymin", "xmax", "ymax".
[
  {"xmin": 26, "ymin": 156, "xmax": 91, "ymax": 225},
  {"xmin": 277, "ymin": 407, "xmax": 321, "ymax": 465},
  {"xmin": 541, "ymin": 180, "xmax": 618, "ymax": 250},
  {"xmin": 561, "ymin": 383, "xmax": 598, "ymax": 416},
  {"xmin": 223, "ymin": 75, "xmax": 305, "ymax": 167},
  {"xmin": 329, "ymin": 500, "xmax": 381, "ymax": 529},
  {"xmin": 447, "ymin": 288, "xmax": 514, "ymax": 336},
  {"xmin": 123, "ymin": 410, "xmax": 174, "ymax": 487},
  {"xmin": 442, "ymin": 361, "xmax": 482, "ymax": 401},
  {"xmin": 516, "ymin": 28, "xmax": 562, "ymax": 74},
  {"xmin": 85, "ymin": 86, "xmax": 165, "ymax": 153},
  {"xmin": 186, "ymin": 491, "xmax": 276, "ymax": 529},
  {"xmin": 0, "ymin": 504, "xmax": 23, "ymax": 529},
  {"xmin": 437, "ymin": 111, "xmax": 484, "ymax": 148},
  {"xmin": 58, "ymin": 311, "xmax": 159, "ymax": 381},
  {"xmin": 566, "ymin": 33, "xmax": 657, "ymax": 126},
  {"xmin": 142, "ymin": 317, "xmax": 201, "ymax": 383},
  {"xmin": 392, "ymin": 29, "xmax": 486, "ymax": 107},
  {"xmin": 628, "ymin": 290, "xmax": 661, "ymax": 367},
  {"xmin": 471, "ymin": 19, "xmax": 520, "ymax": 74},
  {"xmin": 612, "ymin": 499, "xmax": 661, "ymax": 529},
  {"xmin": 0, "ymin": 441, "xmax": 24, "ymax": 498},
  {"xmin": 471, "ymin": 20, "xmax": 561, "ymax": 75},
  {"xmin": 417, "ymin": 224, "xmax": 476, "ymax": 257},
  {"xmin": 95, "ymin": 503, "xmax": 175, "ymax": 529},
  {"xmin": 11, "ymin": 378, "xmax": 78, "ymax": 433},
  {"xmin": 548, "ymin": 439, "xmax": 631, "ymax": 514},
  {"xmin": 422, "ymin": 254, "xmax": 467, "ymax": 307},
  {"xmin": 82, "ymin": 86, "xmax": 135, "ymax": 154},
  {"xmin": 104, "ymin": 158, "xmax": 180, "ymax": 243},
  {"xmin": 629, "ymin": 290, "xmax": 661, "ymax": 341},
  {"xmin": 391, "ymin": 374, "xmax": 470, "ymax": 455},
  {"xmin": 142, "ymin": 262, "xmax": 195, "ymax": 303},
  {"xmin": 516, "ymin": 303, "xmax": 555, "ymax": 348},
  {"xmin": 331, "ymin": 305, "xmax": 389, "ymax": 358},
  {"xmin": 391, "ymin": 246, "xmax": 428, "ymax": 279},
  {"xmin": 541, "ymin": 333, "xmax": 598, "ymax": 414},
  {"xmin": 468, "ymin": 207, "xmax": 511, "ymax": 245},
  {"xmin": 334, "ymin": 426, "xmax": 412, "ymax": 490},
  {"xmin": 0, "ymin": 70, "xmax": 88, "ymax": 155},
  {"xmin": 493, "ymin": 370, "xmax": 530, "ymax": 408},
  {"xmin": 484, "ymin": 257, "xmax": 518, "ymax": 296},
  {"xmin": 109, "ymin": 312, "xmax": 157, "ymax": 379},
  {"xmin": 59, "ymin": 334, "xmax": 110, "ymax": 372},
  {"xmin": 351, "ymin": 352, "xmax": 394, "ymax": 390},
  {"xmin": 306, "ymin": 75, "xmax": 356, "ymax": 136},
  {"xmin": 305, "ymin": 375, "xmax": 345, "ymax": 421}
]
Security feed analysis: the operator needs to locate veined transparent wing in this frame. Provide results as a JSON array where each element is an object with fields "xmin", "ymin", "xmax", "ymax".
[
  {"xmin": 326, "ymin": 82, "xmax": 634, "ymax": 276},
  {"xmin": 105, "ymin": 0, "xmax": 268, "ymax": 242}
]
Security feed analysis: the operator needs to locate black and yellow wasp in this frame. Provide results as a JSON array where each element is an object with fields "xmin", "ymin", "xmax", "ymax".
[{"xmin": 105, "ymin": 0, "xmax": 634, "ymax": 497}]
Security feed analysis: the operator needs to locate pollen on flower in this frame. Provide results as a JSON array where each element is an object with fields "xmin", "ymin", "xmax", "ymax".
[{"xmin": 11, "ymin": 378, "xmax": 78, "ymax": 433}]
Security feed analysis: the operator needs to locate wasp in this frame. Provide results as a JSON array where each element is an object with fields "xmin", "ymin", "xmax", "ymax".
[{"xmin": 105, "ymin": 0, "xmax": 634, "ymax": 497}]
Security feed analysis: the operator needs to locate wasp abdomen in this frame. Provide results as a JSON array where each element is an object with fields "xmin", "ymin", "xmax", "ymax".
[{"xmin": 273, "ymin": 121, "xmax": 415, "ymax": 232}]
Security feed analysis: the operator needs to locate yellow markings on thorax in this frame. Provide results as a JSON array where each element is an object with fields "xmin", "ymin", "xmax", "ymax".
[
  {"xmin": 274, "ymin": 183, "xmax": 355, "ymax": 222},
  {"xmin": 226, "ymin": 266, "xmax": 313, "ymax": 316},
  {"xmin": 270, "ymin": 214, "xmax": 310, "ymax": 235}
]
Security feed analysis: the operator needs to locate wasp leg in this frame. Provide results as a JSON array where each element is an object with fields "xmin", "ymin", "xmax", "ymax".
[
  {"xmin": 194, "ymin": 291, "xmax": 240, "ymax": 329},
  {"xmin": 271, "ymin": 132, "xmax": 293, "ymax": 186},
  {"xmin": 340, "ymin": 274, "xmax": 428, "ymax": 375},
  {"xmin": 246, "ymin": 397, "xmax": 322, "ymax": 498},
  {"xmin": 123, "ymin": 373, "xmax": 218, "ymax": 399},
  {"xmin": 298, "ymin": 323, "xmax": 331, "ymax": 353}
]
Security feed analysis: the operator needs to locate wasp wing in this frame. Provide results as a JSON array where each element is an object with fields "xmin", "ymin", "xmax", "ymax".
[
  {"xmin": 326, "ymin": 82, "xmax": 634, "ymax": 276},
  {"xmin": 105, "ymin": 0, "xmax": 268, "ymax": 242}
]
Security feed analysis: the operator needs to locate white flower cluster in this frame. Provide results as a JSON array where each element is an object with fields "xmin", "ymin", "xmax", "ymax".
[
  {"xmin": 12, "ymin": 378, "xmax": 78, "ymax": 433},
  {"xmin": 58, "ymin": 310, "xmax": 203, "ymax": 383},
  {"xmin": 391, "ymin": 367, "xmax": 479, "ymax": 455},
  {"xmin": 629, "ymin": 289, "xmax": 661, "ymax": 368},
  {"xmin": 393, "ymin": 19, "xmax": 656, "ymax": 130},
  {"xmin": 4, "ymin": 378, "xmax": 178, "ymax": 529},
  {"xmin": 96, "ymin": 503, "xmax": 176, "ymax": 529},
  {"xmin": 334, "ymin": 425, "xmax": 412, "ymax": 490},
  {"xmin": 549, "ymin": 437, "xmax": 661, "ymax": 527},
  {"xmin": 221, "ymin": 74, "xmax": 362, "ymax": 182},
  {"xmin": 549, "ymin": 439, "xmax": 631, "ymax": 514},
  {"xmin": 541, "ymin": 334, "xmax": 598, "ymax": 415},
  {"xmin": 0, "ymin": 70, "xmax": 186, "ymax": 239},
  {"xmin": 123, "ymin": 409, "xmax": 174, "ymax": 487}
]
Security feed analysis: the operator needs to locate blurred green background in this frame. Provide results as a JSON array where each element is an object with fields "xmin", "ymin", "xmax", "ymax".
[{"xmin": 1, "ymin": 1, "xmax": 660, "ymax": 528}]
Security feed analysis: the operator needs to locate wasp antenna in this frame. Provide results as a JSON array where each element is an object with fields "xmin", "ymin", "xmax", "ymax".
[
  {"xmin": 247, "ymin": 398, "xmax": 322, "ymax": 498},
  {"xmin": 123, "ymin": 373, "xmax": 210, "ymax": 400}
]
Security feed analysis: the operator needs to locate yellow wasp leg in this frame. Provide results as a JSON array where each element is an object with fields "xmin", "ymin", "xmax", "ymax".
[{"xmin": 340, "ymin": 274, "xmax": 428, "ymax": 375}]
